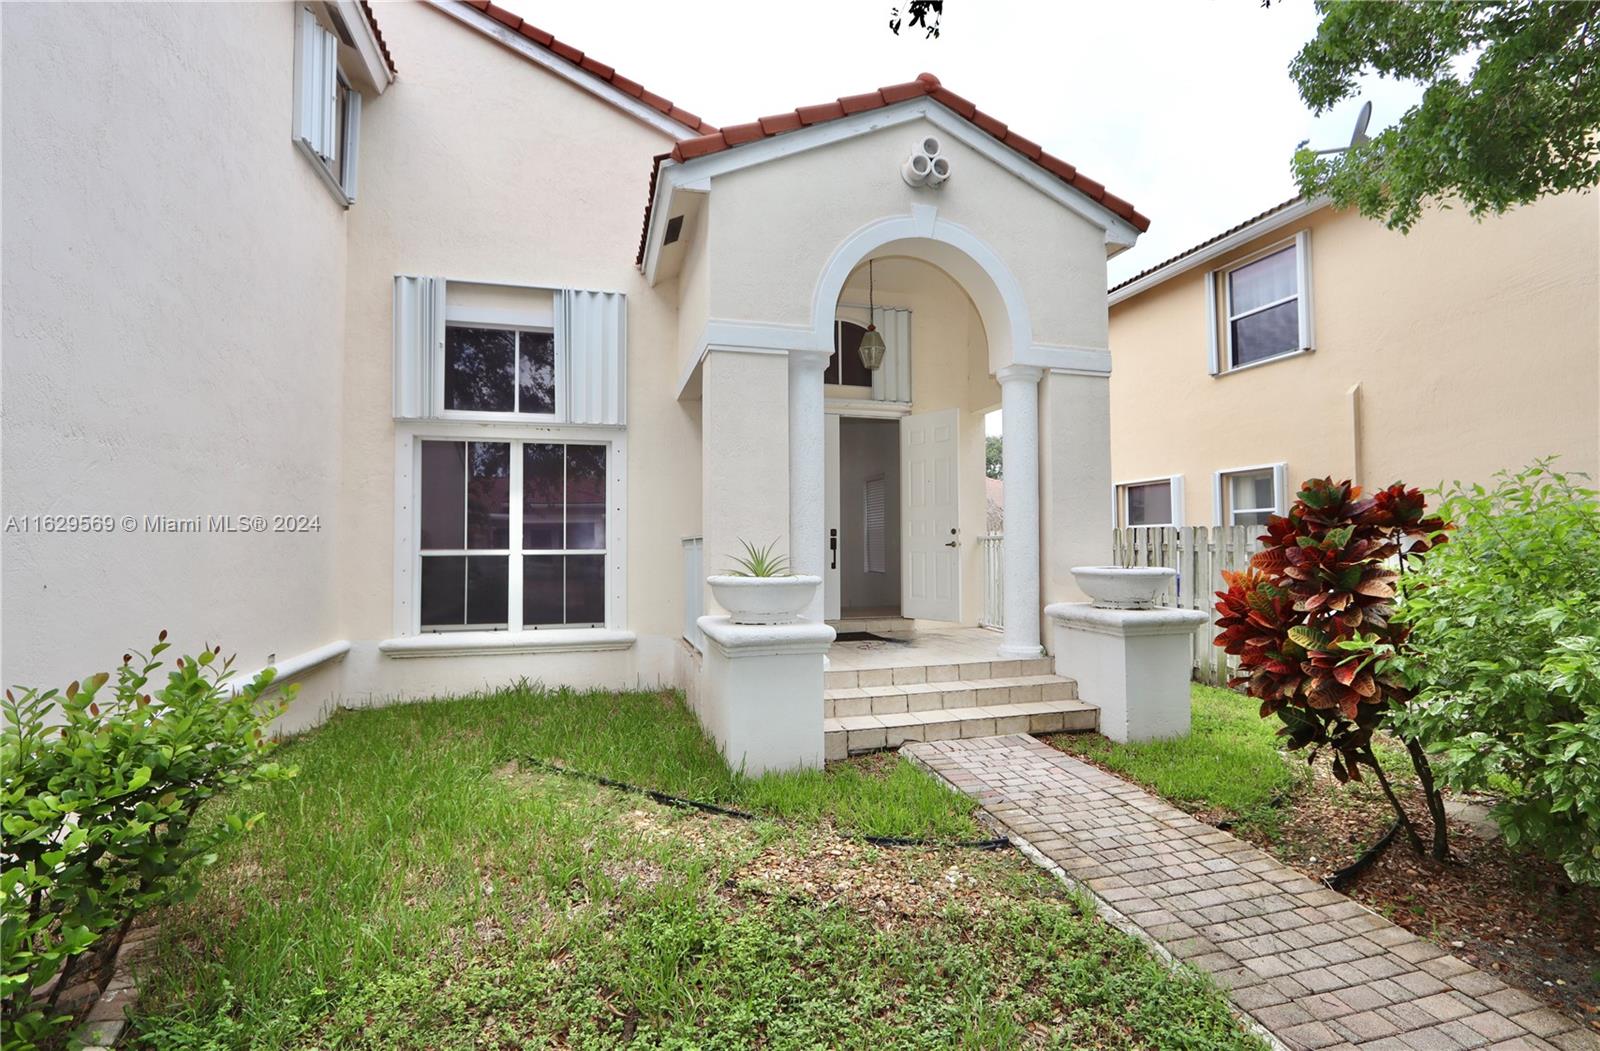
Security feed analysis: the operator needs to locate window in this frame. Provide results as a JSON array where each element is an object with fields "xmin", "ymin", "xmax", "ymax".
[
  {"xmin": 444, "ymin": 325, "xmax": 556, "ymax": 416},
  {"xmin": 863, "ymin": 476, "xmax": 887, "ymax": 573},
  {"xmin": 1217, "ymin": 465, "xmax": 1286, "ymax": 527},
  {"xmin": 1208, "ymin": 231, "xmax": 1313, "ymax": 373},
  {"xmin": 1115, "ymin": 477, "xmax": 1179, "ymax": 528},
  {"xmin": 827, "ymin": 320, "xmax": 874, "ymax": 387},
  {"xmin": 294, "ymin": 6, "xmax": 361, "ymax": 205},
  {"xmin": 417, "ymin": 439, "xmax": 607, "ymax": 631}
]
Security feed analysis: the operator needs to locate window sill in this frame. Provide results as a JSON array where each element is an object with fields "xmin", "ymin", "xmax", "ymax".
[
  {"xmin": 295, "ymin": 138, "xmax": 353, "ymax": 209},
  {"xmin": 1214, "ymin": 347, "xmax": 1313, "ymax": 377},
  {"xmin": 378, "ymin": 628, "xmax": 636, "ymax": 659}
]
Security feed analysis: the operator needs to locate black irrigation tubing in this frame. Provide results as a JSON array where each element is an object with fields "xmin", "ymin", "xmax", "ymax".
[
  {"xmin": 1323, "ymin": 818, "xmax": 1401, "ymax": 891},
  {"xmin": 515, "ymin": 755, "xmax": 1012, "ymax": 852}
]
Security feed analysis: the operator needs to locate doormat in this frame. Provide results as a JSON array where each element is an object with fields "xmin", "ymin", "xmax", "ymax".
[{"xmin": 832, "ymin": 631, "xmax": 912, "ymax": 644}]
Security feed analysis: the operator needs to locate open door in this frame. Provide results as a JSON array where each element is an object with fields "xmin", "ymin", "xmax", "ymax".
[
  {"xmin": 901, "ymin": 407, "xmax": 960, "ymax": 621},
  {"xmin": 823, "ymin": 413, "xmax": 841, "ymax": 621}
]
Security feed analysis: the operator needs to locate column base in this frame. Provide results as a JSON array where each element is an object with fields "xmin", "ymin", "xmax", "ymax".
[
  {"xmin": 696, "ymin": 615, "xmax": 834, "ymax": 775},
  {"xmin": 1044, "ymin": 602, "xmax": 1207, "ymax": 743},
  {"xmin": 997, "ymin": 643, "xmax": 1045, "ymax": 660}
]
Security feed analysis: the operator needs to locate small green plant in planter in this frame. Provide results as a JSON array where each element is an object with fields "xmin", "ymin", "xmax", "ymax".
[
  {"xmin": 1, "ymin": 635, "xmax": 296, "ymax": 1050},
  {"xmin": 728, "ymin": 538, "xmax": 792, "ymax": 577}
]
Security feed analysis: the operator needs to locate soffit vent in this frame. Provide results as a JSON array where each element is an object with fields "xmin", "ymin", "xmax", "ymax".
[{"xmin": 663, "ymin": 215, "xmax": 684, "ymax": 246}]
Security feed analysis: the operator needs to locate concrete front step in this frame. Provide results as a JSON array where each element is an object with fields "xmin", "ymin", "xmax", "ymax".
[
  {"xmin": 825, "ymin": 673, "xmax": 1077, "ymax": 719},
  {"xmin": 826, "ymin": 616, "xmax": 916, "ymax": 634},
  {"xmin": 825, "ymin": 656, "xmax": 1054, "ymax": 690},
  {"xmin": 824, "ymin": 700, "xmax": 1097, "ymax": 758}
]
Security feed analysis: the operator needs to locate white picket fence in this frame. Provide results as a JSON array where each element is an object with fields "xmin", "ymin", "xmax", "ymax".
[
  {"xmin": 978, "ymin": 533, "xmax": 1004, "ymax": 628},
  {"xmin": 1111, "ymin": 525, "xmax": 1262, "ymax": 686}
]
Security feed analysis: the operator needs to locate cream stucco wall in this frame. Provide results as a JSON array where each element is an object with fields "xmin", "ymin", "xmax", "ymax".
[
  {"xmin": 2, "ymin": 2, "xmax": 348, "ymax": 694},
  {"xmin": 705, "ymin": 116, "xmax": 1112, "ymax": 354},
  {"xmin": 335, "ymin": 2, "xmax": 700, "ymax": 699},
  {"xmin": 1109, "ymin": 193, "xmax": 1600, "ymax": 523}
]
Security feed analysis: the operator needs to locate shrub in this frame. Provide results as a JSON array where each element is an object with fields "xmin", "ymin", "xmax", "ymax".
[
  {"xmin": 1393, "ymin": 461, "xmax": 1600, "ymax": 885},
  {"xmin": 1, "ymin": 636, "xmax": 296, "ymax": 1049},
  {"xmin": 1214, "ymin": 478, "xmax": 1452, "ymax": 858}
]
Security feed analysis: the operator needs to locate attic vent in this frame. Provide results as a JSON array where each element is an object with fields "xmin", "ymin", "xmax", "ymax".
[{"xmin": 663, "ymin": 215, "xmax": 684, "ymax": 246}]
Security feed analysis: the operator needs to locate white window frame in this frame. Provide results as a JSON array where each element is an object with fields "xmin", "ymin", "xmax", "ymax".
[
  {"xmin": 1208, "ymin": 230, "xmax": 1314, "ymax": 375},
  {"xmin": 391, "ymin": 421, "xmax": 628, "ymax": 643},
  {"xmin": 1112, "ymin": 475, "xmax": 1183, "ymax": 529},
  {"xmin": 294, "ymin": 6, "xmax": 362, "ymax": 207},
  {"xmin": 1213, "ymin": 462, "xmax": 1289, "ymax": 526},
  {"xmin": 437, "ymin": 319, "xmax": 563, "ymax": 425}
]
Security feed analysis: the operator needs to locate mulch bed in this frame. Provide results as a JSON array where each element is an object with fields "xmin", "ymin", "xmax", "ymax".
[{"xmin": 1249, "ymin": 761, "xmax": 1600, "ymax": 1028}]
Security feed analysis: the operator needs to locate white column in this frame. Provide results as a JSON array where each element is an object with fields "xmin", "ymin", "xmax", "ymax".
[
  {"xmin": 997, "ymin": 364, "xmax": 1044, "ymax": 658},
  {"xmin": 788, "ymin": 347, "xmax": 831, "ymax": 623}
]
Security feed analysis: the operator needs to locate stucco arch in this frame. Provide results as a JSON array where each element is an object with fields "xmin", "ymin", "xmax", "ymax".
[{"xmin": 809, "ymin": 206, "xmax": 1030, "ymax": 374}]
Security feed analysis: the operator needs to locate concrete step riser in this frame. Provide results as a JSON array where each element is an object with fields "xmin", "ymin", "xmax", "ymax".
[
  {"xmin": 825, "ymin": 677, "xmax": 1078, "ymax": 719},
  {"xmin": 824, "ymin": 706, "xmax": 1097, "ymax": 758},
  {"xmin": 824, "ymin": 656, "xmax": 1054, "ymax": 691}
]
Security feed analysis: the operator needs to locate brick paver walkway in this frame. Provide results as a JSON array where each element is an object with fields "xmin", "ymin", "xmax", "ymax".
[{"xmin": 904, "ymin": 735, "xmax": 1597, "ymax": 1051}]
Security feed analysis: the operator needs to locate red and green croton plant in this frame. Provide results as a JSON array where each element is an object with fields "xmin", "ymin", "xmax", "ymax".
[{"xmin": 1214, "ymin": 478, "xmax": 1453, "ymax": 859}]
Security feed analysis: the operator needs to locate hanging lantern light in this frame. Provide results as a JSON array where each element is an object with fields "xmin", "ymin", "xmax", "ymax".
[{"xmin": 858, "ymin": 259, "xmax": 887, "ymax": 371}]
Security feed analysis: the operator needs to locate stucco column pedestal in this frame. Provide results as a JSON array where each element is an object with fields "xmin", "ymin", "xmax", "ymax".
[
  {"xmin": 696, "ymin": 615, "xmax": 835, "ymax": 774},
  {"xmin": 998, "ymin": 365, "xmax": 1044, "ymax": 658},
  {"xmin": 1045, "ymin": 602, "xmax": 1207, "ymax": 743},
  {"xmin": 788, "ymin": 347, "xmax": 831, "ymax": 625}
]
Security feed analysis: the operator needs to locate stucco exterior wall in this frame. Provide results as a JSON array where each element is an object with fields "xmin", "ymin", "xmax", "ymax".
[
  {"xmin": 1108, "ymin": 193, "xmax": 1600, "ymax": 523},
  {"xmin": 2, "ymin": 2, "xmax": 347, "ymax": 694},
  {"xmin": 335, "ymin": 3, "xmax": 699, "ymax": 697},
  {"xmin": 706, "ymin": 117, "xmax": 1111, "ymax": 354}
]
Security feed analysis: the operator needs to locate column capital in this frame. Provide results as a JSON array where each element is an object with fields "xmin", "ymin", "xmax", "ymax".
[
  {"xmin": 788, "ymin": 346, "xmax": 833, "ymax": 372},
  {"xmin": 995, "ymin": 363, "xmax": 1044, "ymax": 385}
]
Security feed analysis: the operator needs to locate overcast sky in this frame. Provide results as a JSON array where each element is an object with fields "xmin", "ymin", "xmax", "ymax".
[{"xmin": 506, "ymin": 0, "xmax": 1423, "ymax": 286}]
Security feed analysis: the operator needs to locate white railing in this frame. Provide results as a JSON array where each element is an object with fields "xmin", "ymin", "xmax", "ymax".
[
  {"xmin": 682, "ymin": 536, "xmax": 704, "ymax": 651},
  {"xmin": 978, "ymin": 533, "xmax": 1004, "ymax": 628},
  {"xmin": 1111, "ymin": 525, "xmax": 1262, "ymax": 686}
]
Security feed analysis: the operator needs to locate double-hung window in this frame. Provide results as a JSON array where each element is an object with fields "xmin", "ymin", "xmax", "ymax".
[
  {"xmin": 294, "ymin": 6, "xmax": 362, "ymax": 204},
  {"xmin": 1208, "ymin": 231, "xmax": 1313, "ymax": 373},
  {"xmin": 417, "ymin": 439, "xmax": 609, "ymax": 631},
  {"xmin": 1114, "ymin": 476, "xmax": 1181, "ymax": 529},
  {"xmin": 1216, "ymin": 464, "xmax": 1287, "ymax": 527}
]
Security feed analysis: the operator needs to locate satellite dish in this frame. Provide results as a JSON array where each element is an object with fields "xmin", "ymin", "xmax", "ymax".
[
  {"xmin": 1306, "ymin": 101, "xmax": 1374, "ymax": 156},
  {"xmin": 1349, "ymin": 100, "xmax": 1372, "ymax": 147}
]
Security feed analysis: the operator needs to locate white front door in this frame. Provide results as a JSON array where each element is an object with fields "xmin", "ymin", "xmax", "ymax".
[
  {"xmin": 823, "ymin": 413, "xmax": 841, "ymax": 621},
  {"xmin": 901, "ymin": 407, "xmax": 960, "ymax": 621}
]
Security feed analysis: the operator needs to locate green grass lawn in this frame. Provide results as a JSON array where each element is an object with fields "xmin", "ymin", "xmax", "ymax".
[
  {"xmin": 129, "ymin": 683, "xmax": 1262, "ymax": 1050},
  {"xmin": 1048, "ymin": 684, "xmax": 1307, "ymax": 835}
]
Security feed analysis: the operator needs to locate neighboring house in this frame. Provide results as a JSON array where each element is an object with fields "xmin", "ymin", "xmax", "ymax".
[
  {"xmin": 2, "ymin": 2, "xmax": 1147, "ymax": 737},
  {"xmin": 1106, "ymin": 193, "xmax": 1599, "ymax": 530}
]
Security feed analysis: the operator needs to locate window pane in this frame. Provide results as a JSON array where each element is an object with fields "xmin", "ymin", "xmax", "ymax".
[
  {"xmin": 565, "ymin": 445, "xmax": 606, "ymax": 550},
  {"xmin": 419, "ymin": 441, "xmax": 464, "ymax": 550},
  {"xmin": 837, "ymin": 322, "xmax": 871, "ymax": 386},
  {"xmin": 1229, "ymin": 469, "xmax": 1276, "ymax": 512},
  {"xmin": 523, "ymin": 443, "xmax": 564, "ymax": 550},
  {"xmin": 466, "ymin": 441, "xmax": 509, "ymax": 549},
  {"xmin": 420, "ymin": 555, "xmax": 465, "ymax": 628},
  {"xmin": 518, "ymin": 331, "xmax": 556, "ymax": 415},
  {"xmin": 1234, "ymin": 509, "xmax": 1273, "ymax": 527},
  {"xmin": 445, "ymin": 326, "xmax": 515, "ymax": 412},
  {"xmin": 466, "ymin": 555, "xmax": 508, "ymax": 626},
  {"xmin": 566, "ymin": 555, "xmax": 606, "ymax": 625},
  {"xmin": 1231, "ymin": 300, "xmax": 1299, "ymax": 366},
  {"xmin": 522, "ymin": 554, "xmax": 563, "ymax": 626},
  {"xmin": 1228, "ymin": 246, "xmax": 1296, "ymax": 315},
  {"xmin": 1126, "ymin": 481, "xmax": 1172, "ymax": 527}
]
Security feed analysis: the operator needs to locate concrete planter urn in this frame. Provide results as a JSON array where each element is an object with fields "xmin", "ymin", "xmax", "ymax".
[
  {"xmin": 707, "ymin": 575, "xmax": 822, "ymax": 625},
  {"xmin": 1071, "ymin": 565, "xmax": 1175, "ymax": 609}
]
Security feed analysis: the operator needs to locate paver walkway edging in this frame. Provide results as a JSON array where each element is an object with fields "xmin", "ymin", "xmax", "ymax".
[{"xmin": 904, "ymin": 735, "xmax": 1597, "ymax": 1051}]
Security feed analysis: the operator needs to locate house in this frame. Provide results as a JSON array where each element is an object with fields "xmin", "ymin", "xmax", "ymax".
[
  {"xmin": 1, "ymin": 2, "xmax": 1147, "ymax": 766},
  {"xmin": 1105, "ymin": 192, "xmax": 1599, "ymax": 529}
]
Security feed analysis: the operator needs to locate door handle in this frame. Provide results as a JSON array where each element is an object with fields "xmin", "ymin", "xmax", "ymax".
[
  {"xmin": 829, "ymin": 529, "xmax": 838, "ymax": 569},
  {"xmin": 945, "ymin": 527, "xmax": 959, "ymax": 549}
]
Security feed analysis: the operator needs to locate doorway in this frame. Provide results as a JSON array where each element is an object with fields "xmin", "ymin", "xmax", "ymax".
[{"xmin": 826, "ymin": 416, "xmax": 902, "ymax": 620}]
